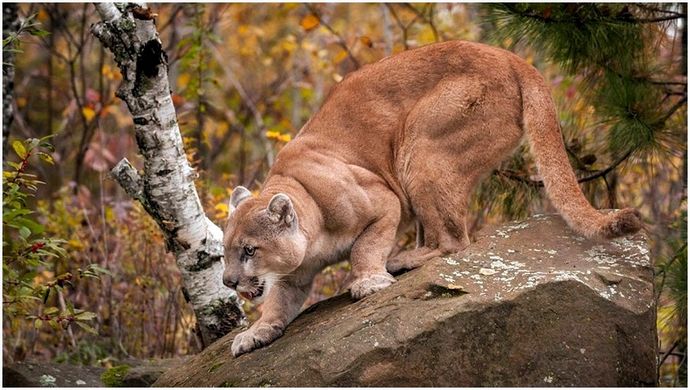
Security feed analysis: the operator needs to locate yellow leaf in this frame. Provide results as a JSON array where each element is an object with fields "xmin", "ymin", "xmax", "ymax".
[
  {"xmin": 101, "ymin": 64, "xmax": 121, "ymax": 81},
  {"xmin": 82, "ymin": 107, "xmax": 96, "ymax": 122},
  {"xmin": 280, "ymin": 38, "xmax": 297, "ymax": 53},
  {"xmin": 278, "ymin": 134, "xmax": 292, "ymax": 143},
  {"xmin": 265, "ymin": 130, "xmax": 281, "ymax": 140},
  {"xmin": 68, "ymin": 239, "xmax": 84, "ymax": 250},
  {"xmin": 105, "ymin": 207, "xmax": 114, "ymax": 222},
  {"xmin": 215, "ymin": 202, "xmax": 229, "ymax": 219},
  {"xmin": 300, "ymin": 14, "xmax": 320, "ymax": 31},
  {"xmin": 177, "ymin": 73, "xmax": 191, "ymax": 89},
  {"xmin": 333, "ymin": 50, "xmax": 348, "ymax": 64}
]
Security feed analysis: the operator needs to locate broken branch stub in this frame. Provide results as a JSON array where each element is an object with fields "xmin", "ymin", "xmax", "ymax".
[{"xmin": 92, "ymin": 3, "xmax": 244, "ymax": 346}]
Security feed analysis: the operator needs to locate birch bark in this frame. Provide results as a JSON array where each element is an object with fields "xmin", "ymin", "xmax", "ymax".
[{"xmin": 91, "ymin": 3, "xmax": 244, "ymax": 346}]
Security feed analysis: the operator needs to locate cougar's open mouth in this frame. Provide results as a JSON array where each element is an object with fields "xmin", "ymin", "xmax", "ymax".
[{"xmin": 239, "ymin": 279, "xmax": 265, "ymax": 301}]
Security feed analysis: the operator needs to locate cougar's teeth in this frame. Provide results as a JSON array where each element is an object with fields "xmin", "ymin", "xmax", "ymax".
[{"xmin": 239, "ymin": 281, "xmax": 265, "ymax": 301}]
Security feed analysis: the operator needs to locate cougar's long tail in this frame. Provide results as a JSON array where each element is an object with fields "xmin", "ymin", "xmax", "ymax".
[{"xmin": 517, "ymin": 64, "xmax": 641, "ymax": 239}]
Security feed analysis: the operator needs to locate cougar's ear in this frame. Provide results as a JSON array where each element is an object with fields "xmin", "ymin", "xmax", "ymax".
[
  {"xmin": 228, "ymin": 186, "xmax": 252, "ymax": 214},
  {"xmin": 267, "ymin": 193, "xmax": 295, "ymax": 227}
]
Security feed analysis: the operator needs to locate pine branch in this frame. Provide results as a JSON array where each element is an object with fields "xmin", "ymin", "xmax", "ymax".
[
  {"xmin": 497, "ymin": 149, "xmax": 634, "ymax": 188},
  {"xmin": 498, "ymin": 3, "xmax": 686, "ymax": 25},
  {"xmin": 632, "ymin": 15, "xmax": 687, "ymax": 23},
  {"xmin": 650, "ymin": 80, "xmax": 687, "ymax": 86},
  {"xmin": 633, "ymin": 3, "xmax": 686, "ymax": 17},
  {"xmin": 658, "ymin": 96, "xmax": 688, "ymax": 124}
]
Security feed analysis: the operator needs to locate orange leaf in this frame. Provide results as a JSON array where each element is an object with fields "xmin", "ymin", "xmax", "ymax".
[
  {"xmin": 300, "ymin": 14, "xmax": 320, "ymax": 31},
  {"xmin": 172, "ymin": 94, "xmax": 185, "ymax": 108}
]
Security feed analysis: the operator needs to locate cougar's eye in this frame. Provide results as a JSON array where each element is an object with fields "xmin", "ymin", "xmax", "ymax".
[{"xmin": 243, "ymin": 246, "xmax": 255, "ymax": 257}]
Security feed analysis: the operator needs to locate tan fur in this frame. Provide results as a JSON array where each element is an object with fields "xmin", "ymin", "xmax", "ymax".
[{"xmin": 222, "ymin": 41, "xmax": 642, "ymax": 357}]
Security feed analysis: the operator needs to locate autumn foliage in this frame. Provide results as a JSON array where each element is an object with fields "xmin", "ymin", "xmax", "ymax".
[{"xmin": 2, "ymin": 3, "xmax": 686, "ymax": 385}]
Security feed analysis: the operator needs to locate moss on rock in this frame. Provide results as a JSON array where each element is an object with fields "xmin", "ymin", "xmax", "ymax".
[{"xmin": 101, "ymin": 365, "xmax": 130, "ymax": 387}]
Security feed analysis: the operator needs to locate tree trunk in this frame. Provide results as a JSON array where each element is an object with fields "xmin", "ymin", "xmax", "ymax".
[
  {"xmin": 3, "ymin": 3, "xmax": 19, "ymax": 156},
  {"xmin": 91, "ymin": 3, "xmax": 244, "ymax": 347}
]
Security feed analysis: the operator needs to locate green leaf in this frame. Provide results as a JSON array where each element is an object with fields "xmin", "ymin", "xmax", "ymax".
[
  {"xmin": 26, "ymin": 138, "xmax": 39, "ymax": 149},
  {"xmin": 34, "ymin": 318, "xmax": 43, "ymax": 329},
  {"xmin": 48, "ymin": 319, "xmax": 59, "ymax": 330},
  {"xmin": 37, "ymin": 152, "xmax": 54, "ymax": 165},
  {"xmin": 74, "ymin": 311, "xmax": 97, "ymax": 321},
  {"xmin": 87, "ymin": 264, "xmax": 112, "ymax": 276},
  {"xmin": 39, "ymin": 134, "xmax": 57, "ymax": 143},
  {"xmin": 16, "ymin": 217, "xmax": 44, "ymax": 234},
  {"xmin": 44, "ymin": 307, "xmax": 59, "ymax": 315},
  {"xmin": 18, "ymin": 226, "xmax": 31, "ymax": 239},
  {"xmin": 28, "ymin": 29, "xmax": 50, "ymax": 38},
  {"xmin": 65, "ymin": 300, "xmax": 75, "ymax": 315},
  {"xmin": 12, "ymin": 140, "xmax": 27, "ymax": 159},
  {"xmin": 75, "ymin": 321, "xmax": 98, "ymax": 334}
]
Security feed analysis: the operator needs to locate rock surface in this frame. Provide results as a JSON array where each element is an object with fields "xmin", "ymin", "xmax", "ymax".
[
  {"xmin": 120, "ymin": 358, "xmax": 189, "ymax": 387},
  {"xmin": 154, "ymin": 214, "xmax": 656, "ymax": 387},
  {"xmin": 3, "ymin": 361, "xmax": 105, "ymax": 387},
  {"xmin": 3, "ymin": 357, "xmax": 188, "ymax": 387}
]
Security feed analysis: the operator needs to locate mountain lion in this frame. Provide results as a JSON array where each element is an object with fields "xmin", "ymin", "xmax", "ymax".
[{"xmin": 222, "ymin": 41, "xmax": 642, "ymax": 357}]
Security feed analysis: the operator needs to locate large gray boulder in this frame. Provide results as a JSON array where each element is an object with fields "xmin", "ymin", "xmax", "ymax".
[{"xmin": 155, "ymin": 214, "xmax": 656, "ymax": 387}]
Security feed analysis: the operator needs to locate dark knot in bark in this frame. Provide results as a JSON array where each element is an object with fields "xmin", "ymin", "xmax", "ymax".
[{"xmin": 137, "ymin": 39, "xmax": 167, "ymax": 78}]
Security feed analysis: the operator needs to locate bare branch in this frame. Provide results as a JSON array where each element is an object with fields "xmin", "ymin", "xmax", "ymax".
[
  {"xmin": 305, "ymin": 4, "xmax": 361, "ymax": 69},
  {"xmin": 209, "ymin": 43, "xmax": 275, "ymax": 168},
  {"xmin": 402, "ymin": 3, "xmax": 441, "ymax": 42},
  {"xmin": 94, "ymin": 3, "xmax": 121, "ymax": 23},
  {"xmin": 110, "ymin": 158, "xmax": 143, "ymax": 200}
]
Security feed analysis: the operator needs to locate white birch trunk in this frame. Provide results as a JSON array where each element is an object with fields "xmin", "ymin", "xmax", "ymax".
[{"xmin": 91, "ymin": 3, "xmax": 244, "ymax": 346}]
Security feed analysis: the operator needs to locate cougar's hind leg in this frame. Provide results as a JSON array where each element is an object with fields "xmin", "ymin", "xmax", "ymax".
[
  {"xmin": 387, "ymin": 173, "xmax": 473, "ymax": 274},
  {"xmin": 386, "ymin": 209, "xmax": 470, "ymax": 274},
  {"xmin": 386, "ymin": 247, "xmax": 445, "ymax": 274},
  {"xmin": 386, "ymin": 219, "xmax": 437, "ymax": 275},
  {"xmin": 389, "ymin": 75, "xmax": 523, "ymax": 274}
]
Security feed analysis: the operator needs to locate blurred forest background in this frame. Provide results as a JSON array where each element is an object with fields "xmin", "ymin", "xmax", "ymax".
[{"xmin": 2, "ymin": 3, "xmax": 686, "ymax": 386}]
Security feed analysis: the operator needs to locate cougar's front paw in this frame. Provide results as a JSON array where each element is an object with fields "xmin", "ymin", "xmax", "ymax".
[
  {"xmin": 231, "ymin": 323, "xmax": 284, "ymax": 357},
  {"xmin": 350, "ymin": 272, "xmax": 396, "ymax": 300}
]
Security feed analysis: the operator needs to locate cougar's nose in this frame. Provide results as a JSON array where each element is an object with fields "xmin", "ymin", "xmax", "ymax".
[{"xmin": 223, "ymin": 273, "xmax": 239, "ymax": 289}]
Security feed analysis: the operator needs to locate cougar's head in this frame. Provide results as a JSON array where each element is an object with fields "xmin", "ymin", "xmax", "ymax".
[{"xmin": 222, "ymin": 186, "xmax": 307, "ymax": 302}]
